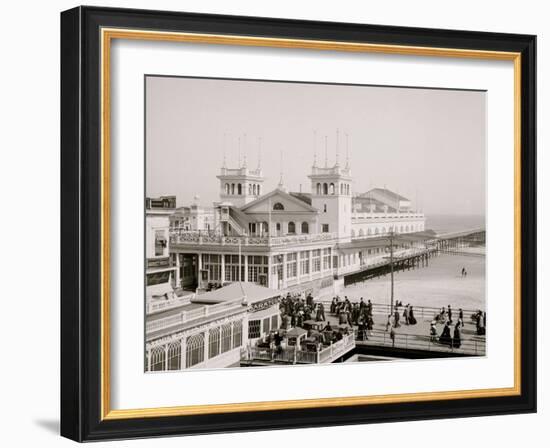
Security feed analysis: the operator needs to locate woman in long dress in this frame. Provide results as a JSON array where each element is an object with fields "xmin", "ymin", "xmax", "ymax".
[
  {"xmin": 408, "ymin": 306, "xmax": 417, "ymax": 325},
  {"xmin": 453, "ymin": 323, "xmax": 462, "ymax": 348},
  {"xmin": 439, "ymin": 323, "xmax": 452, "ymax": 346}
]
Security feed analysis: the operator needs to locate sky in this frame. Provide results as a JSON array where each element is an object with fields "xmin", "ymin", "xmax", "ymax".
[{"xmin": 146, "ymin": 76, "xmax": 486, "ymax": 216}]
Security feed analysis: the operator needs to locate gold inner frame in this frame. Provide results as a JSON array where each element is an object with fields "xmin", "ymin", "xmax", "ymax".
[{"xmin": 100, "ymin": 27, "xmax": 522, "ymax": 420}]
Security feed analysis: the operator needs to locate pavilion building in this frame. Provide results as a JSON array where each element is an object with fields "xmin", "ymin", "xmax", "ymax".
[{"xmin": 167, "ymin": 153, "xmax": 427, "ymax": 296}]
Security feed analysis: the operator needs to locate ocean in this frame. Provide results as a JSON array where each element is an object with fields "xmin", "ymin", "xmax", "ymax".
[{"xmin": 426, "ymin": 214, "xmax": 486, "ymax": 235}]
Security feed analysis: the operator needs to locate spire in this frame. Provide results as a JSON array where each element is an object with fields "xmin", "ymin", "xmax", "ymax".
[
  {"xmin": 242, "ymin": 133, "xmax": 247, "ymax": 168},
  {"xmin": 324, "ymin": 135, "xmax": 328, "ymax": 168},
  {"xmin": 312, "ymin": 130, "xmax": 317, "ymax": 168},
  {"xmin": 345, "ymin": 132, "xmax": 350, "ymax": 169},
  {"xmin": 222, "ymin": 133, "xmax": 227, "ymax": 169},
  {"xmin": 278, "ymin": 150, "xmax": 284, "ymax": 189},
  {"xmin": 335, "ymin": 128, "xmax": 340, "ymax": 166},
  {"xmin": 238, "ymin": 136, "xmax": 241, "ymax": 167},
  {"xmin": 257, "ymin": 137, "xmax": 262, "ymax": 170}
]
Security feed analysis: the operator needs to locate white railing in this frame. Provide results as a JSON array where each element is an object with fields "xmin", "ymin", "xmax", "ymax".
[
  {"xmin": 170, "ymin": 231, "xmax": 339, "ymax": 247},
  {"xmin": 146, "ymin": 301, "xmax": 244, "ymax": 333},
  {"xmin": 146, "ymin": 294, "xmax": 195, "ymax": 315},
  {"xmin": 317, "ymin": 333, "xmax": 356, "ymax": 363},
  {"xmin": 244, "ymin": 333, "xmax": 355, "ymax": 364},
  {"xmin": 351, "ymin": 212, "xmax": 425, "ymax": 220}
]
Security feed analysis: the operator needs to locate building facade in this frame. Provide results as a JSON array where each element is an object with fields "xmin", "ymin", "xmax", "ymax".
[
  {"xmin": 167, "ymin": 156, "xmax": 427, "ymax": 295},
  {"xmin": 145, "ymin": 282, "xmax": 280, "ymax": 371}
]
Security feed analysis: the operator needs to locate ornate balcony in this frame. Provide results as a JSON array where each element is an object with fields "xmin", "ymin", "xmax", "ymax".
[{"xmin": 169, "ymin": 230, "xmax": 339, "ymax": 247}]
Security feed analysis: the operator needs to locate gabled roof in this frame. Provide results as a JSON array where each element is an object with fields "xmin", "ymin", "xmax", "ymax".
[
  {"xmin": 240, "ymin": 188, "xmax": 318, "ymax": 213},
  {"xmin": 289, "ymin": 192, "xmax": 312, "ymax": 205},
  {"xmin": 361, "ymin": 188, "xmax": 410, "ymax": 202},
  {"xmin": 191, "ymin": 282, "xmax": 281, "ymax": 305}
]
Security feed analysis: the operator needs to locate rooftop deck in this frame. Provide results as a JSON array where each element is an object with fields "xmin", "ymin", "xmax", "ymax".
[{"xmin": 241, "ymin": 333, "xmax": 356, "ymax": 366}]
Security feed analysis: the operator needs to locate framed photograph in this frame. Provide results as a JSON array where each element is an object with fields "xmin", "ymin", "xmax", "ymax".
[{"xmin": 60, "ymin": 6, "xmax": 536, "ymax": 441}]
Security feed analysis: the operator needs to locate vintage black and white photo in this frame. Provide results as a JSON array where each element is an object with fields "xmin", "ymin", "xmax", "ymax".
[{"xmin": 144, "ymin": 76, "xmax": 487, "ymax": 371}]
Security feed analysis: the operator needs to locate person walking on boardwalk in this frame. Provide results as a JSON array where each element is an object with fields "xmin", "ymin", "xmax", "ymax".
[
  {"xmin": 409, "ymin": 305, "xmax": 417, "ymax": 325},
  {"xmin": 430, "ymin": 321, "xmax": 437, "ymax": 343},
  {"xmin": 367, "ymin": 314, "xmax": 374, "ymax": 335},
  {"xmin": 385, "ymin": 314, "xmax": 392, "ymax": 332},
  {"xmin": 393, "ymin": 309, "xmax": 401, "ymax": 328},
  {"xmin": 458, "ymin": 308, "xmax": 464, "ymax": 327},
  {"xmin": 447, "ymin": 305, "xmax": 453, "ymax": 324},
  {"xmin": 439, "ymin": 322, "xmax": 452, "ymax": 346},
  {"xmin": 453, "ymin": 322, "xmax": 462, "ymax": 348},
  {"xmin": 403, "ymin": 305, "xmax": 409, "ymax": 325}
]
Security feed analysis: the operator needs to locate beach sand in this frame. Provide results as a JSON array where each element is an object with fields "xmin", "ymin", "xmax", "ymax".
[{"xmin": 341, "ymin": 253, "xmax": 486, "ymax": 311}]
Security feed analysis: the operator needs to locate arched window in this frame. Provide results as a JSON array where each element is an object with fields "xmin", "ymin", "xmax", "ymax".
[
  {"xmin": 301, "ymin": 222, "xmax": 309, "ymax": 234},
  {"xmin": 273, "ymin": 202, "xmax": 284, "ymax": 211},
  {"xmin": 367, "ymin": 228, "xmax": 372, "ymax": 236},
  {"xmin": 231, "ymin": 184, "xmax": 235, "ymax": 195},
  {"xmin": 167, "ymin": 341, "xmax": 181, "ymax": 370},
  {"xmin": 323, "ymin": 183, "xmax": 328, "ymax": 195},
  {"xmin": 261, "ymin": 221, "xmax": 269, "ymax": 235},
  {"xmin": 346, "ymin": 184, "xmax": 350, "ymax": 195},
  {"xmin": 351, "ymin": 229, "xmax": 356, "ymax": 238},
  {"xmin": 316, "ymin": 183, "xmax": 321, "ymax": 195},
  {"xmin": 237, "ymin": 183, "xmax": 242, "ymax": 195},
  {"xmin": 221, "ymin": 323, "xmax": 232, "ymax": 353},
  {"xmin": 330, "ymin": 183, "xmax": 335, "ymax": 195},
  {"xmin": 374, "ymin": 228, "xmax": 379, "ymax": 235},
  {"xmin": 323, "ymin": 204, "xmax": 327, "ymax": 213},
  {"xmin": 208, "ymin": 327, "xmax": 220, "ymax": 359},
  {"xmin": 340, "ymin": 184, "xmax": 344, "ymax": 194},
  {"xmin": 288, "ymin": 221, "xmax": 296, "ymax": 234},
  {"xmin": 249, "ymin": 184, "xmax": 252, "ymax": 195},
  {"xmin": 359, "ymin": 229, "xmax": 364, "ymax": 237},
  {"xmin": 186, "ymin": 333, "xmax": 205, "ymax": 368},
  {"xmin": 251, "ymin": 184, "xmax": 255, "ymax": 195},
  {"xmin": 149, "ymin": 345, "xmax": 166, "ymax": 371},
  {"xmin": 225, "ymin": 183, "xmax": 230, "ymax": 195},
  {"xmin": 257, "ymin": 185, "xmax": 261, "ymax": 196}
]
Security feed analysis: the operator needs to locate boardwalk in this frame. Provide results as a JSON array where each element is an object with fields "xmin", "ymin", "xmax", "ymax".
[{"xmin": 319, "ymin": 302, "xmax": 486, "ymax": 356}]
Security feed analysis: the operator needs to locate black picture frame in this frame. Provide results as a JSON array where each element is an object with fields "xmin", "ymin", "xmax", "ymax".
[{"xmin": 61, "ymin": 5, "xmax": 536, "ymax": 442}]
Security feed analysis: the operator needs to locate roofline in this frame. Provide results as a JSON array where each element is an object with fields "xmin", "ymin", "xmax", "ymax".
[{"xmin": 240, "ymin": 188, "xmax": 319, "ymax": 212}]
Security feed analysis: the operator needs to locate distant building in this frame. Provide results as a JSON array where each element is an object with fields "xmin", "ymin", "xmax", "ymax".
[
  {"xmin": 146, "ymin": 196, "xmax": 177, "ymax": 302},
  {"xmin": 170, "ymin": 198, "xmax": 216, "ymax": 232}
]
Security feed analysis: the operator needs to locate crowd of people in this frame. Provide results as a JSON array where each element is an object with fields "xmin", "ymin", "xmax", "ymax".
[
  {"xmin": 328, "ymin": 296, "xmax": 376, "ymax": 340},
  {"xmin": 250, "ymin": 292, "xmax": 353, "ymax": 357},
  {"xmin": 384, "ymin": 301, "xmax": 418, "ymax": 330},
  {"xmin": 277, "ymin": 291, "xmax": 485, "ymax": 352},
  {"xmin": 279, "ymin": 292, "xmax": 326, "ymax": 329}
]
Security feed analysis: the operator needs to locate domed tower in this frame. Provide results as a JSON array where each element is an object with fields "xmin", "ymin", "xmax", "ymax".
[
  {"xmin": 217, "ymin": 154, "xmax": 264, "ymax": 208},
  {"xmin": 308, "ymin": 133, "xmax": 352, "ymax": 240}
]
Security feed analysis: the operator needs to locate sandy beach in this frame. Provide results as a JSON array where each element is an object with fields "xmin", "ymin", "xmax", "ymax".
[{"xmin": 341, "ymin": 252, "xmax": 486, "ymax": 311}]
